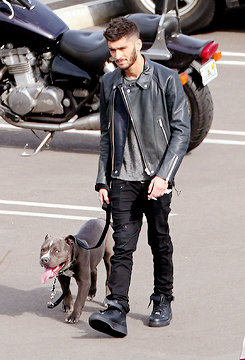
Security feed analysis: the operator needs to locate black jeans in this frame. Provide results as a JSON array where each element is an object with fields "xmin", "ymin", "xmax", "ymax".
[{"xmin": 108, "ymin": 179, "xmax": 173, "ymax": 312}]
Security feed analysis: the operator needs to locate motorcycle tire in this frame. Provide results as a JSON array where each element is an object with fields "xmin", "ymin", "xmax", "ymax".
[
  {"xmin": 183, "ymin": 75, "xmax": 213, "ymax": 152},
  {"xmin": 122, "ymin": 0, "xmax": 220, "ymax": 34}
]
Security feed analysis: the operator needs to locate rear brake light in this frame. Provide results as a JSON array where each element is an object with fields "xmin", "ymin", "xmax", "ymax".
[{"xmin": 200, "ymin": 41, "xmax": 219, "ymax": 60}]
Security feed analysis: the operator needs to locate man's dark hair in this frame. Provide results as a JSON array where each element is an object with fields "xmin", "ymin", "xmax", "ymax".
[{"xmin": 103, "ymin": 17, "xmax": 140, "ymax": 42}]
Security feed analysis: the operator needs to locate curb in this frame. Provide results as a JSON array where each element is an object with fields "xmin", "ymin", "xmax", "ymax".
[{"xmin": 53, "ymin": 0, "xmax": 126, "ymax": 30}]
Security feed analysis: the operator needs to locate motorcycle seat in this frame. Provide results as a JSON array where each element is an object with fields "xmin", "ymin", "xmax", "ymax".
[
  {"xmin": 60, "ymin": 30, "xmax": 110, "ymax": 73},
  {"xmin": 126, "ymin": 13, "xmax": 179, "ymax": 43}
]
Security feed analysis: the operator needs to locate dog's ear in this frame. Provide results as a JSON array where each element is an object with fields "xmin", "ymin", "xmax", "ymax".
[
  {"xmin": 45, "ymin": 234, "xmax": 50, "ymax": 241},
  {"xmin": 65, "ymin": 235, "xmax": 76, "ymax": 247}
]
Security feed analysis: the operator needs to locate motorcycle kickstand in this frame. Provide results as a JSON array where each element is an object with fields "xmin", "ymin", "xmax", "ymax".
[{"xmin": 21, "ymin": 131, "xmax": 55, "ymax": 157}]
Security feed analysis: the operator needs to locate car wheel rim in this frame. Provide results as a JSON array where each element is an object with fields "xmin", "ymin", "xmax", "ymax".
[
  {"xmin": 138, "ymin": 0, "xmax": 199, "ymax": 16},
  {"xmin": 169, "ymin": 0, "xmax": 199, "ymax": 16}
]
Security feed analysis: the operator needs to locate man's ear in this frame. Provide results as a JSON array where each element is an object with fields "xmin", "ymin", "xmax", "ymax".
[
  {"xmin": 65, "ymin": 235, "xmax": 76, "ymax": 247},
  {"xmin": 136, "ymin": 38, "xmax": 142, "ymax": 52}
]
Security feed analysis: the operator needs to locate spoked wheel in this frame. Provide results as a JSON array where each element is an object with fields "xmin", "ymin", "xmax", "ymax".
[
  {"xmin": 122, "ymin": 0, "xmax": 223, "ymax": 33},
  {"xmin": 183, "ymin": 74, "xmax": 213, "ymax": 152}
]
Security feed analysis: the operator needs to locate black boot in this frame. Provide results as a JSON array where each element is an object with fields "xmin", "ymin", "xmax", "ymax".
[
  {"xmin": 148, "ymin": 294, "xmax": 173, "ymax": 327},
  {"xmin": 89, "ymin": 300, "xmax": 127, "ymax": 337}
]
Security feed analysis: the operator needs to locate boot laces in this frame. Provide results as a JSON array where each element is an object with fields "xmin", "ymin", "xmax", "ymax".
[
  {"xmin": 148, "ymin": 294, "xmax": 169, "ymax": 315},
  {"xmin": 100, "ymin": 305, "xmax": 121, "ymax": 314},
  {"xmin": 152, "ymin": 301, "xmax": 167, "ymax": 315}
]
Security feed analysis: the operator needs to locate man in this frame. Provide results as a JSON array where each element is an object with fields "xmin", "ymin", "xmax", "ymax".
[{"xmin": 89, "ymin": 17, "xmax": 190, "ymax": 337}]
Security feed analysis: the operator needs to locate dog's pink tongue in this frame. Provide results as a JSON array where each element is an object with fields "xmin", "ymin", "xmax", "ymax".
[{"xmin": 41, "ymin": 268, "xmax": 53, "ymax": 284}]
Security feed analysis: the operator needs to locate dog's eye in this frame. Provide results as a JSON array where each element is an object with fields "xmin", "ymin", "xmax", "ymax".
[{"xmin": 55, "ymin": 250, "xmax": 59, "ymax": 254}]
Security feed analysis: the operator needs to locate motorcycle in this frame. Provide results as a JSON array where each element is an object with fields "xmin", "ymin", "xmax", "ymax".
[{"xmin": 0, "ymin": 0, "xmax": 221, "ymax": 156}]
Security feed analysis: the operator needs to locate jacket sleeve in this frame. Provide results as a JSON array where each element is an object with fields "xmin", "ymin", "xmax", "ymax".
[
  {"xmin": 157, "ymin": 71, "xmax": 190, "ymax": 183},
  {"xmin": 95, "ymin": 78, "xmax": 111, "ymax": 192}
]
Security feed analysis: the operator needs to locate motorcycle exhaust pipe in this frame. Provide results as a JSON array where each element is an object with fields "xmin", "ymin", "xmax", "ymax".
[{"xmin": 0, "ymin": 104, "xmax": 100, "ymax": 131}]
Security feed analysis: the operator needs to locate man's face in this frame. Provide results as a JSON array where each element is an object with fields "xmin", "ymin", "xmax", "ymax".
[{"xmin": 108, "ymin": 36, "xmax": 141, "ymax": 71}]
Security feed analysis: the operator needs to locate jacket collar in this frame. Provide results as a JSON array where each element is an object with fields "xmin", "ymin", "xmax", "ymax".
[{"xmin": 113, "ymin": 56, "xmax": 153, "ymax": 90}]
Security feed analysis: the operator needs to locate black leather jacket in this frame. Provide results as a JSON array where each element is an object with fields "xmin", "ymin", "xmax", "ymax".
[{"xmin": 95, "ymin": 56, "xmax": 190, "ymax": 191}]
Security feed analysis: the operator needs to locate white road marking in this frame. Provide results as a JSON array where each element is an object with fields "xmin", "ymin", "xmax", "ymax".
[
  {"xmin": 205, "ymin": 129, "xmax": 245, "ymax": 145},
  {"xmin": 0, "ymin": 200, "xmax": 176, "ymax": 219},
  {"xmin": 0, "ymin": 209, "xmax": 176, "ymax": 219},
  {"xmin": 0, "ymin": 199, "xmax": 102, "ymax": 220},
  {"xmin": 221, "ymin": 52, "xmax": 245, "ymax": 57},
  {"xmin": 204, "ymin": 139, "xmax": 245, "ymax": 145},
  {"xmin": 218, "ymin": 60, "xmax": 245, "ymax": 66},
  {"xmin": 209, "ymin": 130, "xmax": 245, "ymax": 136},
  {"xmin": 218, "ymin": 51, "xmax": 245, "ymax": 66},
  {"xmin": 0, "ymin": 210, "xmax": 93, "ymax": 221},
  {"xmin": 0, "ymin": 199, "xmax": 102, "ymax": 211}
]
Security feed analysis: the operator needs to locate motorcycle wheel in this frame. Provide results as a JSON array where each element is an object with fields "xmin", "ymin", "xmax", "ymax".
[
  {"xmin": 184, "ymin": 75, "xmax": 213, "ymax": 152},
  {"xmin": 122, "ymin": 0, "xmax": 220, "ymax": 34}
]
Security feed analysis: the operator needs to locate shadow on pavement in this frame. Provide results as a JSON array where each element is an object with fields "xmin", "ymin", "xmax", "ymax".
[{"xmin": 0, "ymin": 283, "xmax": 148, "ymax": 331}]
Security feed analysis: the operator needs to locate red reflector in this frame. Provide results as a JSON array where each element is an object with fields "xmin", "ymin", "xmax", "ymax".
[{"xmin": 200, "ymin": 41, "xmax": 219, "ymax": 59}]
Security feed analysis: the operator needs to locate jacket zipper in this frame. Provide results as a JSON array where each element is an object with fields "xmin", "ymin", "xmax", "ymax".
[
  {"xmin": 120, "ymin": 86, "xmax": 151, "ymax": 175},
  {"xmin": 166, "ymin": 154, "xmax": 178, "ymax": 183},
  {"xmin": 111, "ymin": 89, "xmax": 116, "ymax": 172},
  {"xmin": 158, "ymin": 118, "xmax": 169, "ymax": 146}
]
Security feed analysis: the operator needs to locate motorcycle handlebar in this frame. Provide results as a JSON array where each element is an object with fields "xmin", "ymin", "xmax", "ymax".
[{"xmin": 18, "ymin": 0, "xmax": 35, "ymax": 10}]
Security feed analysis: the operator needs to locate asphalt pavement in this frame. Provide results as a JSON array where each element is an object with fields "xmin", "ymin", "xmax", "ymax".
[{"xmin": 1, "ymin": 2, "xmax": 245, "ymax": 360}]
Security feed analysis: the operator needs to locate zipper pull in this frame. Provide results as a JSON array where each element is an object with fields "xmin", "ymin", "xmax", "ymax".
[{"xmin": 145, "ymin": 167, "xmax": 151, "ymax": 176}]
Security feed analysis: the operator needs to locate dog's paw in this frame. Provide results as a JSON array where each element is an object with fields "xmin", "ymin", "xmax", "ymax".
[
  {"xmin": 65, "ymin": 313, "xmax": 80, "ymax": 324},
  {"xmin": 62, "ymin": 303, "xmax": 73, "ymax": 313},
  {"xmin": 88, "ymin": 290, "xmax": 96, "ymax": 299}
]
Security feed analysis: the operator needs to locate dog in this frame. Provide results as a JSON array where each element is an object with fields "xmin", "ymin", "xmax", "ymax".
[{"xmin": 40, "ymin": 218, "xmax": 114, "ymax": 323}]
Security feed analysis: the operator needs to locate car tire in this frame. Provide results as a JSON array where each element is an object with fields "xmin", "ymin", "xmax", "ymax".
[
  {"xmin": 184, "ymin": 75, "xmax": 213, "ymax": 152},
  {"xmin": 122, "ymin": 0, "xmax": 223, "ymax": 34}
]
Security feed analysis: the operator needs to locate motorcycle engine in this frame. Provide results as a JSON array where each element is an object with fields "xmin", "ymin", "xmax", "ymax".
[{"xmin": 0, "ymin": 45, "xmax": 64, "ymax": 116}]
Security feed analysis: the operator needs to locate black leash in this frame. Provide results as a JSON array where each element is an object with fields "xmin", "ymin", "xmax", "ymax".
[
  {"xmin": 74, "ymin": 202, "xmax": 111, "ymax": 250},
  {"xmin": 47, "ymin": 202, "xmax": 111, "ymax": 309}
]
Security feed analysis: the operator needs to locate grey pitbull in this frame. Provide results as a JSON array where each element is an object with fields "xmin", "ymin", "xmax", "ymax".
[{"xmin": 40, "ymin": 218, "xmax": 114, "ymax": 323}]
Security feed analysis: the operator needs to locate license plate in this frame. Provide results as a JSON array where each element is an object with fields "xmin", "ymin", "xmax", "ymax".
[{"xmin": 200, "ymin": 59, "xmax": 218, "ymax": 86}]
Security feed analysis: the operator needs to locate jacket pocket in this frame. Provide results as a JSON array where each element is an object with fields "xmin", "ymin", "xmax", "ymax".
[{"xmin": 157, "ymin": 117, "xmax": 169, "ymax": 146}]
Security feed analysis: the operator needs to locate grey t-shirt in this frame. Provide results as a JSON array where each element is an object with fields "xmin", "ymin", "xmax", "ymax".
[{"xmin": 116, "ymin": 77, "xmax": 151, "ymax": 181}]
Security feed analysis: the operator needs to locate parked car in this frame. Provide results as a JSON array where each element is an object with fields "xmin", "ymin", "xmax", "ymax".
[{"xmin": 122, "ymin": 0, "xmax": 244, "ymax": 33}]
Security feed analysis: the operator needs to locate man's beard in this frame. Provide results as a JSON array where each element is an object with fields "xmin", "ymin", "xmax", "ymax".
[{"xmin": 117, "ymin": 47, "xmax": 137, "ymax": 70}]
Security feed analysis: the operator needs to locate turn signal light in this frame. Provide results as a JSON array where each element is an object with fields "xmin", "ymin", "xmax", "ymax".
[
  {"xmin": 179, "ymin": 72, "xmax": 188, "ymax": 85},
  {"xmin": 213, "ymin": 51, "xmax": 222, "ymax": 61}
]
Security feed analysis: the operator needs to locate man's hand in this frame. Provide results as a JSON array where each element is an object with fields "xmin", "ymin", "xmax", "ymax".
[
  {"xmin": 99, "ymin": 188, "xmax": 110, "ymax": 206},
  {"xmin": 148, "ymin": 176, "xmax": 168, "ymax": 200}
]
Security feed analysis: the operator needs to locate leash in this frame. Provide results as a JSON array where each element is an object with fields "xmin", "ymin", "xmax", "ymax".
[
  {"xmin": 74, "ymin": 202, "xmax": 111, "ymax": 250},
  {"xmin": 47, "ymin": 276, "xmax": 71, "ymax": 308},
  {"xmin": 47, "ymin": 202, "xmax": 111, "ymax": 309}
]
